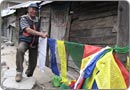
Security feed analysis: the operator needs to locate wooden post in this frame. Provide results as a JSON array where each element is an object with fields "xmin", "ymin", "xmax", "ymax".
[
  {"xmin": 46, "ymin": 5, "xmax": 51, "ymax": 67},
  {"xmin": 116, "ymin": 1, "xmax": 129, "ymax": 65},
  {"xmin": 65, "ymin": 2, "xmax": 72, "ymax": 41}
]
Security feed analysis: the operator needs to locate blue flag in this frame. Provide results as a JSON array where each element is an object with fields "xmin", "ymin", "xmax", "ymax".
[{"xmin": 47, "ymin": 38, "xmax": 59, "ymax": 76}]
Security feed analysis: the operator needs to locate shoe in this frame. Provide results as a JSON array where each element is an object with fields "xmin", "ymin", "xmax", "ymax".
[
  {"xmin": 25, "ymin": 70, "xmax": 33, "ymax": 77},
  {"xmin": 26, "ymin": 73, "xmax": 33, "ymax": 77},
  {"xmin": 15, "ymin": 73, "xmax": 22, "ymax": 82}
]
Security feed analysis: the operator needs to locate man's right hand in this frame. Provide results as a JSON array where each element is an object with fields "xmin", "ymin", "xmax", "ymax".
[
  {"xmin": 25, "ymin": 27, "xmax": 48, "ymax": 38},
  {"xmin": 40, "ymin": 32, "xmax": 48, "ymax": 38}
]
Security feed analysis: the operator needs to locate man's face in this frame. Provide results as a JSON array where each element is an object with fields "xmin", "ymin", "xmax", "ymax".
[{"xmin": 28, "ymin": 7, "xmax": 38, "ymax": 17}]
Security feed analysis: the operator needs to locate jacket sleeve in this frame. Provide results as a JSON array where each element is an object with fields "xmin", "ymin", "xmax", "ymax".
[{"xmin": 20, "ymin": 17, "xmax": 30, "ymax": 32}]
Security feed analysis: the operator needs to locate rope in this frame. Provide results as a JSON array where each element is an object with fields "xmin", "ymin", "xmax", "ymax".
[{"xmin": 114, "ymin": 45, "xmax": 129, "ymax": 53}]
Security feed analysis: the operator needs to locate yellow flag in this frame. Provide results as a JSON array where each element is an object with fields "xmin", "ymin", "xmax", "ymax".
[
  {"xmin": 83, "ymin": 50, "xmax": 127, "ymax": 89},
  {"xmin": 95, "ymin": 51, "xmax": 126, "ymax": 89},
  {"xmin": 126, "ymin": 56, "xmax": 129, "ymax": 71},
  {"xmin": 80, "ymin": 55, "xmax": 93, "ymax": 70},
  {"xmin": 57, "ymin": 40, "xmax": 68, "ymax": 84}
]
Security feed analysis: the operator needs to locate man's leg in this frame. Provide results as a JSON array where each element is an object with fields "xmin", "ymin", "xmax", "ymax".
[
  {"xmin": 16, "ymin": 42, "xmax": 28, "ymax": 82},
  {"xmin": 26, "ymin": 47, "xmax": 38, "ymax": 77}
]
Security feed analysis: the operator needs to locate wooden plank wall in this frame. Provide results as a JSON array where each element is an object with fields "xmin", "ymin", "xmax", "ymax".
[
  {"xmin": 50, "ymin": 2, "xmax": 70, "ymax": 65},
  {"xmin": 49, "ymin": 2, "xmax": 82, "ymax": 77},
  {"xmin": 50, "ymin": 2, "xmax": 70, "ymax": 40},
  {"xmin": 40, "ymin": 5, "xmax": 51, "ymax": 33},
  {"xmin": 69, "ymin": 1, "xmax": 118, "ymax": 47}
]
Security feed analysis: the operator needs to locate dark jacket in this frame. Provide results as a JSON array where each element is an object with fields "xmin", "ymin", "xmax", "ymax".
[{"xmin": 19, "ymin": 15, "xmax": 40, "ymax": 48}]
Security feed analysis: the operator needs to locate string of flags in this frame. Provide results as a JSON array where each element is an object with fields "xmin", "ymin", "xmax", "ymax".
[{"xmin": 37, "ymin": 38, "xmax": 129, "ymax": 89}]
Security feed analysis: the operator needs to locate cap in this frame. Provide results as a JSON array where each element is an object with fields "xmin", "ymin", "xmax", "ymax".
[{"xmin": 28, "ymin": 3, "xmax": 38, "ymax": 9}]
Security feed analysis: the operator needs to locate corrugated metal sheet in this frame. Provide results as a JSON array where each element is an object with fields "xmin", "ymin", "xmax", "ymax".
[
  {"xmin": 1, "ymin": 1, "xmax": 53, "ymax": 17},
  {"xmin": 9, "ymin": 1, "xmax": 41, "ymax": 10},
  {"xmin": 1, "ymin": 8, "xmax": 16, "ymax": 17},
  {"xmin": 39, "ymin": 1, "xmax": 53, "ymax": 6}
]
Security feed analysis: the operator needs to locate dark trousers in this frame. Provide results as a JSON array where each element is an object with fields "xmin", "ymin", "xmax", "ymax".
[{"xmin": 16, "ymin": 42, "xmax": 38, "ymax": 75}]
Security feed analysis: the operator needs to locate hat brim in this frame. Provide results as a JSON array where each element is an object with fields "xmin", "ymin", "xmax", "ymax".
[{"xmin": 28, "ymin": 6, "xmax": 39, "ymax": 9}]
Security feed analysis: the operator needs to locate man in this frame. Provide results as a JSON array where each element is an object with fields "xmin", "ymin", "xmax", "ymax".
[{"xmin": 15, "ymin": 3, "xmax": 48, "ymax": 82}]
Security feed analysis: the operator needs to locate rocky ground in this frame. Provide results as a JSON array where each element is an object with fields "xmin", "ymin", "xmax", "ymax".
[
  {"xmin": 1, "ymin": 37, "xmax": 80, "ymax": 89},
  {"xmin": 1, "ymin": 40, "xmax": 59, "ymax": 89}
]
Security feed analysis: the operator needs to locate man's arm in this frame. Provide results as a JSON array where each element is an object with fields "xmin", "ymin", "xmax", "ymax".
[
  {"xmin": 20, "ymin": 17, "xmax": 48, "ymax": 38},
  {"xmin": 25, "ymin": 27, "xmax": 48, "ymax": 38}
]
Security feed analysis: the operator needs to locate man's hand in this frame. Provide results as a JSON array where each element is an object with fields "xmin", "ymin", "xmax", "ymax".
[
  {"xmin": 39, "ymin": 32, "xmax": 48, "ymax": 38},
  {"xmin": 25, "ymin": 27, "xmax": 48, "ymax": 38}
]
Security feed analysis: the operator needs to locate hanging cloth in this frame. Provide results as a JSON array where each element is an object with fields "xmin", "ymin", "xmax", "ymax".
[
  {"xmin": 83, "ymin": 62, "xmax": 99, "ymax": 89},
  {"xmin": 74, "ymin": 53, "xmax": 97, "ymax": 89},
  {"xmin": 48, "ymin": 38, "xmax": 59, "ymax": 76},
  {"xmin": 83, "ymin": 48, "xmax": 109, "ymax": 78},
  {"xmin": 94, "ymin": 50, "xmax": 126, "ymax": 89},
  {"xmin": 64, "ymin": 41, "xmax": 84, "ymax": 68},
  {"xmin": 83, "ymin": 50, "xmax": 127, "ymax": 89},
  {"xmin": 83, "ymin": 45, "xmax": 101, "ymax": 58},
  {"xmin": 78, "ymin": 48, "xmax": 108, "ymax": 89},
  {"xmin": 113, "ymin": 53, "xmax": 129, "ymax": 87},
  {"xmin": 92, "ymin": 80, "xmax": 98, "ymax": 89},
  {"xmin": 76, "ymin": 47, "xmax": 110, "ymax": 89},
  {"xmin": 126, "ymin": 56, "xmax": 129, "ymax": 71},
  {"xmin": 82, "ymin": 78, "xmax": 89, "ymax": 89},
  {"xmin": 74, "ymin": 47, "xmax": 110, "ymax": 89},
  {"xmin": 77, "ymin": 78, "xmax": 85, "ymax": 89},
  {"xmin": 37, "ymin": 37, "xmax": 47, "ymax": 72},
  {"xmin": 57, "ymin": 40, "xmax": 68, "ymax": 83}
]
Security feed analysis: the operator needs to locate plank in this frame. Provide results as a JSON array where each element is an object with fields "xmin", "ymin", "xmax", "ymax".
[
  {"xmin": 69, "ymin": 27, "xmax": 116, "ymax": 37},
  {"xmin": 78, "ymin": 9, "xmax": 117, "ymax": 21},
  {"xmin": 71, "ymin": 1, "xmax": 118, "ymax": 13},
  {"xmin": 71, "ymin": 15, "xmax": 117, "ymax": 31},
  {"xmin": 71, "ymin": 1, "xmax": 118, "ymax": 21},
  {"xmin": 78, "ymin": 2, "xmax": 118, "ymax": 13},
  {"xmin": 69, "ymin": 35, "xmax": 117, "ymax": 45},
  {"xmin": 50, "ymin": 2, "xmax": 70, "ymax": 40}
]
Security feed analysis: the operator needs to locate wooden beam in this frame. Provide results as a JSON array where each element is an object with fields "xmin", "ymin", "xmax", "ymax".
[
  {"xmin": 116, "ymin": 1, "xmax": 129, "ymax": 65},
  {"xmin": 65, "ymin": 2, "xmax": 72, "ymax": 40}
]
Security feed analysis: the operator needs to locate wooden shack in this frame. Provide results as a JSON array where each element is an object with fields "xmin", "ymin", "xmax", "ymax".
[
  {"xmin": 40, "ymin": 1, "xmax": 119, "ymax": 46},
  {"xmin": 40, "ymin": 1, "xmax": 129, "ymax": 75},
  {"xmin": 8, "ymin": 1, "xmax": 129, "ymax": 76}
]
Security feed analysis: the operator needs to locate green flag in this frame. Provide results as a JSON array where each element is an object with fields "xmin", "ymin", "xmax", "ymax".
[{"xmin": 64, "ymin": 41, "xmax": 84, "ymax": 68}]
